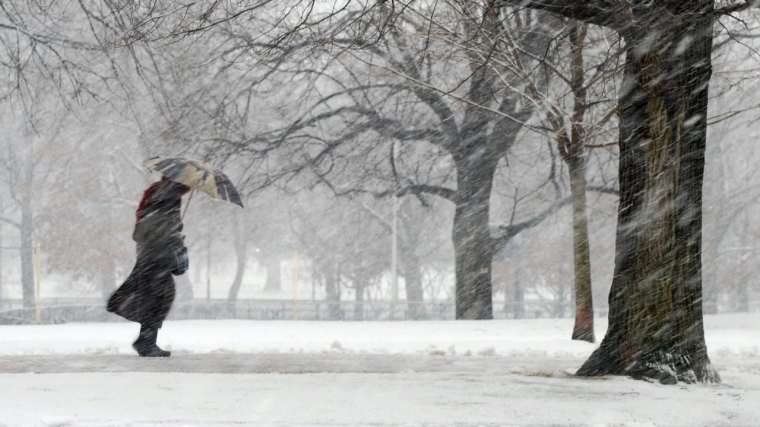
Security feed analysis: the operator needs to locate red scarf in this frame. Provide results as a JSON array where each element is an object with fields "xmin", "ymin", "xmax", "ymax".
[
  {"xmin": 136, "ymin": 180, "xmax": 166, "ymax": 222},
  {"xmin": 136, "ymin": 177, "xmax": 192, "ymax": 221}
]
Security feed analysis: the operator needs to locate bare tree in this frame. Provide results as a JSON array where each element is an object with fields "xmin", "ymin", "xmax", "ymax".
[
  {"xmin": 290, "ymin": 190, "xmax": 390, "ymax": 320},
  {"xmin": 0, "ymin": 104, "xmax": 72, "ymax": 307},
  {"xmin": 87, "ymin": 1, "xmax": 616, "ymax": 322},
  {"xmin": 359, "ymin": 192, "xmax": 452, "ymax": 320},
  {"xmin": 539, "ymin": 23, "xmax": 620, "ymax": 341},
  {"xmin": 487, "ymin": 0, "xmax": 760, "ymax": 384},
  {"xmin": 211, "ymin": 3, "xmax": 570, "ymax": 319}
]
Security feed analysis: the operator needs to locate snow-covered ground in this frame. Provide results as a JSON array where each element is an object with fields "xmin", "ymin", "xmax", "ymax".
[{"xmin": 1, "ymin": 314, "xmax": 759, "ymax": 426}]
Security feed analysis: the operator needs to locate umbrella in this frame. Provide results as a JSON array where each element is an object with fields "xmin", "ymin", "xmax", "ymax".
[{"xmin": 143, "ymin": 156, "xmax": 244, "ymax": 216}]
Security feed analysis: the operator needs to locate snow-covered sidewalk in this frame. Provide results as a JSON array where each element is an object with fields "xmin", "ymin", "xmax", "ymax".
[
  {"xmin": 1, "ymin": 313, "xmax": 758, "ymax": 359},
  {"xmin": 1, "ymin": 314, "xmax": 759, "ymax": 426}
]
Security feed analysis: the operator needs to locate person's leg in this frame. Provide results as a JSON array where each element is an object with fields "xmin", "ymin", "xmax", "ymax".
[
  {"xmin": 132, "ymin": 323, "xmax": 171, "ymax": 357},
  {"xmin": 132, "ymin": 270, "xmax": 175, "ymax": 357}
]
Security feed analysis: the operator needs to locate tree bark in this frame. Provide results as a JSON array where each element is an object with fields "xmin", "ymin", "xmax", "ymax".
[
  {"xmin": 453, "ymin": 157, "xmax": 497, "ymax": 320},
  {"xmin": 577, "ymin": 8, "xmax": 718, "ymax": 383},
  {"xmin": 569, "ymin": 159, "xmax": 595, "ymax": 342},
  {"xmin": 552, "ymin": 21, "xmax": 595, "ymax": 343}
]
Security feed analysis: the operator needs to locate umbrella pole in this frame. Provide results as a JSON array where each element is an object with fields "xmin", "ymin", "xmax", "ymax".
[
  {"xmin": 181, "ymin": 188, "xmax": 196, "ymax": 220},
  {"xmin": 180, "ymin": 153, "xmax": 209, "ymax": 220}
]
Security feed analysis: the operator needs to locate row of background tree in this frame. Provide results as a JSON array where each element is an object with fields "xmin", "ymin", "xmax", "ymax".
[{"xmin": 0, "ymin": 1, "xmax": 759, "ymax": 327}]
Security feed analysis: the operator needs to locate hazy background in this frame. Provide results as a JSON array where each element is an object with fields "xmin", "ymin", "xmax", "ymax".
[{"xmin": 0, "ymin": 1, "xmax": 759, "ymax": 322}]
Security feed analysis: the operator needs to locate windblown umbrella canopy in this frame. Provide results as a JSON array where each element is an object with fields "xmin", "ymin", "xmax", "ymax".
[{"xmin": 144, "ymin": 156, "xmax": 244, "ymax": 208}]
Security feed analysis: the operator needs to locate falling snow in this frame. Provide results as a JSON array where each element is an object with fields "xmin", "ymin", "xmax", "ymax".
[{"xmin": 2, "ymin": 1, "xmax": 760, "ymax": 426}]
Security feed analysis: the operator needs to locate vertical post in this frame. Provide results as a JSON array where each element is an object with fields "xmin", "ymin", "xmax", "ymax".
[
  {"xmin": 293, "ymin": 251, "xmax": 299, "ymax": 320},
  {"xmin": 34, "ymin": 244, "xmax": 41, "ymax": 324},
  {"xmin": 390, "ymin": 195, "xmax": 398, "ymax": 320}
]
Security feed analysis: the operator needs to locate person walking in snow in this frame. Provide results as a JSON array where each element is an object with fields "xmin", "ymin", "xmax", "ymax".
[{"xmin": 107, "ymin": 176, "xmax": 191, "ymax": 357}]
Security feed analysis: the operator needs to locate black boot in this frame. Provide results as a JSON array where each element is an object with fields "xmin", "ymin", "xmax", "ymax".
[{"xmin": 133, "ymin": 324, "xmax": 171, "ymax": 357}]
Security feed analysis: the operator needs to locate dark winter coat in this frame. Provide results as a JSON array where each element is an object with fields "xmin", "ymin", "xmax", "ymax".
[{"xmin": 107, "ymin": 179, "xmax": 190, "ymax": 328}]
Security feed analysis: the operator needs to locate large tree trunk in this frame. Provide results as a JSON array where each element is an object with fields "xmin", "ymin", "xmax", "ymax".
[
  {"xmin": 569, "ymin": 159, "xmax": 594, "ymax": 342},
  {"xmin": 401, "ymin": 252, "xmax": 425, "ymax": 320},
  {"xmin": 577, "ymin": 10, "xmax": 718, "ymax": 384},
  {"xmin": 20, "ymin": 203, "xmax": 34, "ymax": 309},
  {"xmin": 453, "ymin": 158, "xmax": 497, "ymax": 320}
]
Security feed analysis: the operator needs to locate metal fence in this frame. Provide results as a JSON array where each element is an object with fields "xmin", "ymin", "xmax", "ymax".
[
  {"xmin": 4, "ymin": 296, "xmax": 758, "ymax": 325},
  {"xmin": 0, "ymin": 299, "xmax": 602, "ymax": 324}
]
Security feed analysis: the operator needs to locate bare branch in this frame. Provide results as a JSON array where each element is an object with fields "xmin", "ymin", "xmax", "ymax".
[
  {"xmin": 343, "ymin": 50, "xmax": 544, "ymax": 138},
  {"xmin": 374, "ymin": 184, "xmax": 457, "ymax": 202},
  {"xmin": 492, "ymin": 196, "xmax": 573, "ymax": 251},
  {"xmin": 492, "ymin": 0, "xmax": 631, "ymax": 31},
  {"xmin": 714, "ymin": 1, "xmax": 757, "ymax": 16},
  {"xmin": 587, "ymin": 185, "xmax": 619, "ymax": 196},
  {"xmin": 0, "ymin": 215, "xmax": 20, "ymax": 229}
]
